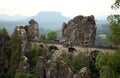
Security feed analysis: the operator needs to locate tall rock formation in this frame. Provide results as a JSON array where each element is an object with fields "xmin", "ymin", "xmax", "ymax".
[
  {"xmin": 27, "ymin": 19, "xmax": 39, "ymax": 41},
  {"xmin": 14, "ymin": 19, "xmax": 39, "ymax": 72},
  {"xmin": 61, "ymin": 15, "xmax": 96, "ymax": 46},
  {"xmin": 15, "ymin": 19, "xmax": 39, "ymax": 54}
]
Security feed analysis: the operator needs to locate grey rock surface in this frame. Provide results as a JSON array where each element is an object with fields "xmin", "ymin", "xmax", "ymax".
[
  {"xmin": 61, "ymin": 15, "xmax": 96, "ymax": 46},
  {"xmin": 15, "ymin": 19, "xmax": 39, "ymax": 54},
  {"xmin": 74, "ymin": 67, "xmax": 91, "ymax": 78}
]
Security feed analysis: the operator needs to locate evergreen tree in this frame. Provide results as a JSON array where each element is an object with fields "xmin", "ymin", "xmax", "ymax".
[
  {"xmin": 9, "ymin": 29, "xmax": 22, "ymax": 78},
  {"xmin": 0, "ymin": 28, "xmax": 8, "ymax": 36}
]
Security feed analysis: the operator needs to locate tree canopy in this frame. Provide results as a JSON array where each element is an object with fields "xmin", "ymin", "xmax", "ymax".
[
  {"xmin": 47, "ymin": 30, "xmax": 57, "ymax": 40},
  {"xmin": 107, "ymin": 15, "xmax": 120, "ymax": 47},
  {"xmin": 9, "ymin": 29, "xmax": 22, "ymax": 78},
  {"xmin": 111, "ymin": 0, "xmax": 120, "ymax": 9},
  {"xmin": 0, "ymin": 28, "xmax": 8, "ymax": 36},
  {"xmin": 95, "ymin": 1, "xmax": 120, "ymax": 78},
  {"xmin": 107, "ymin": 0, "xmax": 120, "ymax": 47}
]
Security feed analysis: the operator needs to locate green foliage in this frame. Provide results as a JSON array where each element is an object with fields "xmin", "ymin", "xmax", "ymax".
[
  {"xmin": 107, "ymin": 0, "xmax": 120, "ymax": 47},
  {"xmin": 100, "ymin": 66, "xmax": 114, "ymax": 78},
  {"xmin": 70, "ymin": 54, "xmax": 85, "ymax": 72},
  {"xmin": 0, "ymin": 28, "xmax": 8, "ymax": 36},
  {"xmin": 15, "ymin": 72, "xmax": 36, "ymax": 78},
  {"xmin": 109, "ymin": 48, "xmax": 120, "ymax": 76},
  {"xmin": 47, "ymin": 30, "xmax": 57, "ymax": 40},
  {"xmin": 111, "ymin": 0, "xmax": 120, "ymax": 9},
  {"xmin": 99, "ymin": 1, "xmax": 120, "ymax": 77},
  {"xmin": 4, "ymin": 46, "xmax": 11, "ymax": 58},
  {"xmin": 96, "ymin": 52, "xmax": 111, "ymax": 69},
  {"xmin": 40, "ymin": 34, "xmax": 46, "ymax": 41},
  {"xmin": 9, "ymin": 29, "xmax": 22, "ymax": 78},
  {"xmin": 47, "ymin": 49, "xmax": 56, "ymax": 59},
  {"xmin": 27, "ymin": 46, "xmax": 42, "ymax": 73},
  {"xmin": 62, "ymin": 51, "xmax": 85, "ymax": 72},
  {"xmin": 89, "ymin": 62, "xmax": 99, "ymax": 78},
  {"xmin": 0, "ymin": 71, "xmax": 8, "ymax": 78},
  {"xmin": 107, "ymin": 15, "xmax": 120, "ymax": 47},
  {"xmin": 95, "ymin": 48, "xmax": 120, "ymax": 78}
]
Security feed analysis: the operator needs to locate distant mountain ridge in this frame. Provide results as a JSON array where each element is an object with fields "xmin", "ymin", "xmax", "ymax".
[
  {"xmin": 0, "ymin": 11, "xmax": 70, "ymax": 34},
  {"xmin": 0, "ymin": 11, "xmax": 109, "ymax": 34},
  {"xmin": 0, "ymin": 14, "xmax": 29, "ymax": 21},
  {"xmin": 30, "ymin": 11, "xmax": 69, "ymax": 22},
  {"xmin": 21, "ymin": 11, "xmax": 69, "ymax": 29}
]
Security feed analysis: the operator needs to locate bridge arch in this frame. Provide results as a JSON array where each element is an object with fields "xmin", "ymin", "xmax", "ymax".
[
  {"xmin": 90, "ymin": 50, "xmax": 101, "ymax": 62},
  {"xmin": 48, "ymin": 45, "xmax": 59, "ymax": 52},
  {"xmin": 68, "ymin": 47, "xmax": 77, "ymax": 53},
  {"xmin": 39, "ymin": 44, "xmax": 44, "ymax": 48}
]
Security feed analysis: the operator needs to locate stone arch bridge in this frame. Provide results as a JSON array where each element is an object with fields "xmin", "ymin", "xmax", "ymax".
[{"xmin": 29, "ymin": 42, "xmax": 113, "ymax": 53}]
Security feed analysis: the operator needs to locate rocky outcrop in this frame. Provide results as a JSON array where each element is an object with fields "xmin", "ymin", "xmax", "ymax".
[
  {"xmin": 15, "ymin": 26, "xmax": 28, "ymax": 55},
  {"xmin": 61, "ymin": 15, "xmax": 96, "ymax": 46},
  {"xmin": 35, "ymin": 56, "xmax": 45, "ymax": 78},
  {"xmin": 35, "ymin": 48, "xmax": 73, "ymax": 78},
  {"xmin": 27, "ymin": 19, "xmax": 39, "ymax": 41},
  {"xmin": 46, "ymin": 59, "xmax": 73, "ymax": 78},
  {"xmin": 15, "ymin": 19, "xmax": 39, "ymax": 55},
  {"xmin": 17, "ymin": 56, "xmax": 29, "ymax": 72},
  {"xmin": 45, "ymin": 50, "xmax": 73, "ymax": 78},
  {"xmin": 74, "ymin": 67, "xmax": 91, "ymax": 78},
  {"xmin": 14, "ymin": 19, "xmax": 39, "ymax": 72}
]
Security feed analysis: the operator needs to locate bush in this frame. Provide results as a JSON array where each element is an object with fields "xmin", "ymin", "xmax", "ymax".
[
  {"xmin": 27, "ymin": 46, "xmax": 42, "ymax": 73},
  {"xmin": 62, "ymin": 51, "xmax": 85, "ymax": 72},
  {"xmin": 95, "ymin": 52, "xmax": 111, "ymax": 69},
  {"xmin": 95, "ymin": 48, "xmax": 120, "ymax": 78},
  {"xmin": 70, "ymin": 54, "xmax": 85, "ymax": 72},
  {"xmin": 15, "ymin": 72, "xmax": 36, "ymax": 78}
]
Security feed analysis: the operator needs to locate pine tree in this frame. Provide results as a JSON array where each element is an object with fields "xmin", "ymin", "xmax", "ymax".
[{"xmin": 9, "ymin": 29, "xmax": 22, "ymax": 78}]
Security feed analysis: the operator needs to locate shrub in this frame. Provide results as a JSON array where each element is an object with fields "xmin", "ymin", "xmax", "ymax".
[
  {"xmin": 27, "ymin": 46, "xmax": 42, "ymax": 73},
  {"xmin": 62, "ymin": 51, "xmax": 85, "ymax": 72},
  {"xmin": 15, "ymin": 72, "xmax": 36, "ymax": 78}
]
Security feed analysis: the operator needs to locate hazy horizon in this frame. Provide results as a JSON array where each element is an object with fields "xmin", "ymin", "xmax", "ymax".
[{"xmin": 0, "ymin": 0, "xmax": 119, "ymax": 17}]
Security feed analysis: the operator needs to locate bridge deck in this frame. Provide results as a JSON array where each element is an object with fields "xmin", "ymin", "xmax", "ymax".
[{"xmin": 30, "ymin": 42, "xmax": 114, "ymax": 53}]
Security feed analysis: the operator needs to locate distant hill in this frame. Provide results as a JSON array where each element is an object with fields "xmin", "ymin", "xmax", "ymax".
[
  {"xmin": 21, "ymin": 11, "xmax": 69, "ymax": 29},
  {"xmin": 0, "ymin": 12, "xmax": 110, "ymax": 35},
  {"xmin": 0, "ymin": 11, "xmax": 70, "ymax": 34},
  {"xmin": 0, "ymin": 14, "xmax": 29, "ymax": 21}
]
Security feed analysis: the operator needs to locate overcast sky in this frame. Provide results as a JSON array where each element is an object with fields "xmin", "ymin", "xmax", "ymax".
[{"xmin": 0, "ymin": 0, "xmax": 119, "ymax": 17}]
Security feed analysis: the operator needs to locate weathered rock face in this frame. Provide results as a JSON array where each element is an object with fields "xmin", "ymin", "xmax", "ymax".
[
  {"xmin": 46, "ymin": 59, "xmax": 73, "ymax": 78},
  {"xmin": 14, "ymin": 19, "xmax": 39, "ymax": 72},
  {"xmin": 35, "ymin": 56, "xmax": 45, "ymax": 78},
  {"xmin": 15, "ymin": 19, "xmax": 39, "ymax": 54},
  {"xmin": 15, "ymin": 26, "xmax": 28, "ymax": 55},
  {"xmin": 46, "ymin": 50, "xmax": 73, "ymax": 78},
  {"xmin": 17, "ymin": 56, "xmax": 29, "ymax": 72},
  {"xmin": 27, "ymin": 19, "xmax": 39, "ymax": 41},
  {"xmin": 74, "ymin": 67, "xmax": 91, "ymax": 78},
  {"xmin": 35, "ymin": 48, "xmax": 73, "ymax": 78},
  {"xmin": 61, "ymin": 15, "xmax": 96, "ymax": 46}
]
